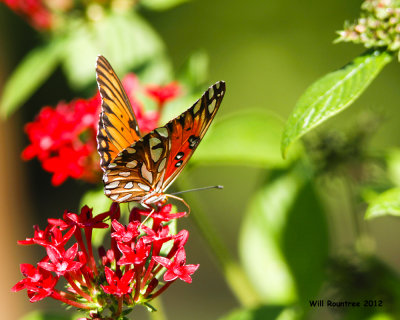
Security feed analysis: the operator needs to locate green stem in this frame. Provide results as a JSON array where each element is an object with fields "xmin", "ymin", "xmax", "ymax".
[{"xmin": 175, "ymin": 178, "xmax": 261, "ymax": 307}]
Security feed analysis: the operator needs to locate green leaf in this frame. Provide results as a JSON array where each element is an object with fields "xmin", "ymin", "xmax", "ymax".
[
  {"xmin": 178, "ymin": 50, "xmax": 209, "ymax": 89},
  {"xmin": 366, "ymin": 314, "xmax": 396, "ymax": 320},
  {"xmin": 386, "ymin": 148, "xmax": 400, "ymax": 187},
  {"xmin": 281, "ymin": 178, "xmax": 329, "ymax": 305},
  {"xmin": 140, "ymin": 0, "xmax": 190, "ymax": 11},
  {"xmin": 365, "ymin": 187, "xmax": 400, "ymax": 219},
  {"xmin": 192, "ymin": 110, "xmax": 299, "ymax": 168},
  {"xmin": 0, "ymin": 38, "xmax": 65, "ymax": 117},
  {"xmin": 218, "ymin": 305, "xmax": 288, "ymax": 320},
  {"xmin": 239, "ymin": 170, "xmax": 329, "ymax": 305},
  {"xmin": 281, "ymin": 50, "xmax": 392, "ymax": 158},
  {"xmin": 80, "ymin": 187, "xmax": 112, "ymax": 214},
  {"xmin": 61, "ymin": 24, "xmax": 99, "ymax": 89},
  {"xmin": 62, "ymin": 12, "xmax": 166, "ymax": 89}
]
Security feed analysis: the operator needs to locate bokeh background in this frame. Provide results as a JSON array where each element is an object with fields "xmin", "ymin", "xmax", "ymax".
[{"xmin": 2, "ymin": 0, "xmax": 400, "ymax": 319}]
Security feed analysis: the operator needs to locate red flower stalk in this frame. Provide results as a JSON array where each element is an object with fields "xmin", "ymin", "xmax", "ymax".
[
  {"xmin": 22, "ymin": 74, "xmax": 181, "ymax": 186},
  {"xmin": 13, "ymin": 203, "xmax": 198, "ymax": 319}
]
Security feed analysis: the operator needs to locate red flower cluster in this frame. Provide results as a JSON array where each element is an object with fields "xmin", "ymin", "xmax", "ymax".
[
  {"xmin": 146, "ymin": 81, "xmax": 181, "ymax": 107},
  {"xmin": 13, "ymin": 203, "xmax": 198, "ymax": 319},
  {"xmin": 22, "ymin": 95, "xmax": 101, "ymax": 186},
  {"xmin": 1, "ymin": 0, "xmax": 54, "ymax": 30},
  {"xmin": 22, "ymin": 74, "xmax": 180, "ymax": 186}
]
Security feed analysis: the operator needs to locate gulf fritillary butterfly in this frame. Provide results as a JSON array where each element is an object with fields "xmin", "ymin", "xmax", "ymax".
[{"xmin": 96, "ymin": 55, "xmax": 225, "ymax": 209}]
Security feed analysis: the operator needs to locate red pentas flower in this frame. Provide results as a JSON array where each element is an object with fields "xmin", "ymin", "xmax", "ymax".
[
  {"xmin": 101, "ymin": 266, "xmax": 135, "ymax": 297},
  {"xmin": 22, "ymin": 74, "xmax": 181, "ymax": 186},
  {"xmin": 1, "ymin": 0, "xmax": 54, "ymax": 30},
  {"xmin": 146, "ymin": 82, "xmax": 181, "ymax": 107},
  {"xmin": 13, "ymin": 203, "xmax": 198, "ymax": 319},
  {"xmin": 153, "ymin": 247, "xmax": 199, "ymax": 284},
  {"xmin": 22, "ymin": 95, "xmax": 101, "ymax": 186}
]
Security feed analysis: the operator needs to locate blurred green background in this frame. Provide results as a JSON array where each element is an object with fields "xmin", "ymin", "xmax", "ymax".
[{"xmin": 2, "ymin": 0, "xmax": 400, "ymax": 319}]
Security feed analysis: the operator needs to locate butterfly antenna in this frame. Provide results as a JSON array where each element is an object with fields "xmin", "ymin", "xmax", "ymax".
[
  {"xmin": 167, "ymin": 194, "xmax": 191, "ymax": 215},
  {"xmin": 170, "ymin": 185, "xmax": 223, "ymax": 196}
]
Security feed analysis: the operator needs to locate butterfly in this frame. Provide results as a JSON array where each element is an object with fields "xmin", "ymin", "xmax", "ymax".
[{"xmin": 96, "ymin": 55, "xmax": 225, "ymax": 210}]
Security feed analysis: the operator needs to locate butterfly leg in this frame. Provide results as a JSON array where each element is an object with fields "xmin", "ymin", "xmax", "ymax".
[
  {"xmin": 166, "ymin": 194, "xmax": 191, "ymax": 215},
  {"xmin": 139, "ymin": 201, "xmax": 156, "ymax": 228}
]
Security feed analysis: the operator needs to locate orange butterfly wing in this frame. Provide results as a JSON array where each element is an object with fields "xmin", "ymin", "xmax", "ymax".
[
  {"xmin": 101, "ymin": 81, "xmax": 226, "ymax": 203},
  {"xmin": 96, "ymin": 55, "xmax": 141, "ymax": 171},
  {"xmin": 161, "ymin": 81, "xmax": 226, "ymax": 190}
]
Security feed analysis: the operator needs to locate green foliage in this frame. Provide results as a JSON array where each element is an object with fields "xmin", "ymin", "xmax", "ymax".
[
  {"xmin": 140, "ymin": 0, "xmax": 190, "ymax": 11},
  {"xmin": 20, "ymin": 310, "xmax": 72, "ymax": 320},
  {"xmin": 367, "ymin": 314, "xmax": 396, "ymax": 320},
  {"xmin": 218, "ymin": 305, "xmax": 290, "ymax": 320},
  {"xmin": 239, "ymin": 169, "xmax": 329, "ymax": 305},
  {"xmin": 386, "ymin": 148, "xmax": 400, "ymax": 187},
  {"xmin": 192, "ymin": 110, "xmax": 299, "ymax": 168},
  {"xmin": 0, "ymin": 10, "xmax": 171, "ymax": 117},
  {"xmin": 178, "ymin": 50, "xmax": 209, "ymax": 89},
  {"xmin": 62, "ymin": 11, "xmax": 167, "ymax": 89},
  {"xmin": 281, "ymin": 50, "xmax": 392, "ymax": 158},
  {"xmin": 365, "ymin": 187, "xmax": 400, "ymax": 219},
  {"xmin": 0, "ymin": 38, "xmax": 65, "ymax": 117},
  {"xmin": 80, "ymin": 187, "xmax": 112, "ymax": 214}
]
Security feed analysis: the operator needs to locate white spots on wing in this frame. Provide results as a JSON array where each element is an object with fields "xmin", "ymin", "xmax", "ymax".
[
  {"xmin": 151, "ymin": 148, "xmax": 163, "ymax": 163},
  {"xmin": 193, "ymin": 100, "xmax": 201, "ymax": 115},
  {"xmin": 126, "ymin": 160, "xmax": 137, "ymax": 168},
  {"xmin": 119, "ymin": 171, "xmax": 130, "ymax": 177},
  {"xmin": 156, "ymin": 127, "xmax": 168, "ymax": 138},
  {"xmin": 109, "ymin": 163, "xmax": 117, "ymax": 168},
  {"xmin": 124, "ymin": 182, "xmax": 134, "ymax": 189},
  {"xmin": 158, "ymin": 157, "xmax": 167, "ymax": 173},
  {"xmin": 141, "ymin": 164, "xmax": 153, "ymax": 184},
  {"xmin": 110, "ymin": 194, "xmax": 119, "ymax": 201},
  {"xmin": 106, "ymin": 181, "xmax": 119, "ymax": 189},
  {"xmin": 221, "ymin": 90, "xmax": 225, "ymax": 96},
  {"xmin": 149, "ymin": 137, "xmax": 163, "ymax": 162},
  {"xmin": 216, "ymin": 82, "xmax": 220, "ymax": 89},
  {"xmin": 138, "ymin": 183, "xmax": 150, "ymax": 191},
  {"xmin": 150, "ymin": 137, "xmax": 161, "ymax": 147},
  {"xmin": 105, "ymin": 190, "xmax": 111, "ymax": 195},
  {"xmin": 103, "ymin": 175, "xmax": 108, "ymax": 183},
  {"xmin": 208, "ymin": 99, "xmax": 216, "ymax": 114},
  {"xmin": 118, "ymin": 194, "xmax": 132, "ymax": 202},
  {"xmin": 126, "ymin": 147, "xmax": 136, "ymax": 154},
  {"xmin": 208, "ymin": 87, "xmax": 214, "ymax": 100}
]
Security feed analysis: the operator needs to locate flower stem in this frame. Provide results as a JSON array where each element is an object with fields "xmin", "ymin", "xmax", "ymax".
[
  {"xmin": 150, "ymin": 281, "xmax": 173, "ymax": 300},
  {"xmin": 52, "ymin": 290, "xmax": 91, "ymax": 309},
  {"xmin": 64, "ymin": 273, "xmax": 93, "ymax": 302},
  {"xmin": 175, "ymin": 178, "xmax": 261, "ymax": 307}
]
